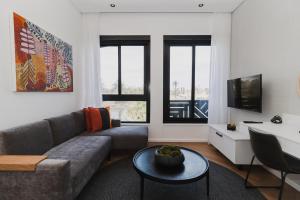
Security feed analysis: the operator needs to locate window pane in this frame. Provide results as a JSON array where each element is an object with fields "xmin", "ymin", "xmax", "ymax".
[
  {"xmin": 169, "ymin": 47, "xmax": 192, "ymax": 119},
  {"xmin": 103, "ymin": 101, "xmax": 146, "ymax": 122},
  {"xmin": 100, "ymin": 47, "xmax": 118, "ymax": 94},
  {"xmin": 121, "ymin": 46, "xmax": 144, "ymax": 94},
  {"xmin": 194, "ymin": 46, "xmax": 211, "ymax": 119},
  {"xmin": 170, "ymin": 47, "xmax": 192, "ymax": 100}
]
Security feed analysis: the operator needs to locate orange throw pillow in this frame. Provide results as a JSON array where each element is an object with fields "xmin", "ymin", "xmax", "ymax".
[
  {"xmin": 88, "ymin": 107, "xmax": 103, "ymax": 132},
  {"xmin": 83, "ymin": 107, "xmax": 113, "ymax": 132},
  {"xmin": 83, "ymin": 108, "xmax": 91, "ymax": 131},
  {"xmin": 84, "ymin": 107, "xmax": 103, "ymax": 132}
]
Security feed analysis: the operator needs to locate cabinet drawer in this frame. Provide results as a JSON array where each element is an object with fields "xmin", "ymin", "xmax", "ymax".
[
  {"xmin": 209, "ymin": 126, "xmax": 256, "ymax": 165},
  {"xmin": 209, "ymin": 128, "xmax": 224, "ymax": 151},
  {"xmin": 222, "ymin": 135, "xmax": 236, "ymax": 163}
]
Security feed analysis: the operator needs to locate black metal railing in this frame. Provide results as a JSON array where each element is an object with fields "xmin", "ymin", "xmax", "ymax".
[{"xmin": 169, "ymin": 100, "xmax": 208, "ymax": 119}]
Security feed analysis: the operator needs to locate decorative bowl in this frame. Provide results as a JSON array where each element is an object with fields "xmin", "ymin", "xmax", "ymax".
[
  {"xmin": 227, "ymin": 123, "xmax": 236, "ymax": 131},
  {"xmin": 154, "ymin": 146, "xmax": 185, "ymax": 168}
]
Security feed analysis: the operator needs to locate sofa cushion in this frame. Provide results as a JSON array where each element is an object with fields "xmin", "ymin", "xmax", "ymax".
[
  {"xmin": 83, "ymin": 107, "xmax": 112, "ymax": 132},
  {"xmin": 84, "ymin": 126, "xmax": 148, "ymax": 150},
  {"xmin": 99, "ymin": 107, "xmax": 111, "ymax": 130},
  {"xmin": 111, "ymin": 119, "xmax": 121, "ymax": 128},
  {"xmin": 44, "ymin": 136, "xmax": 111, "ymax": 199},
  {"xmin": 0, "ymin": 121, "xmax": 53, "ymax": 155},
  {"xmin": 87, "ymin": 107, "xmax": 102, "ymax": 132},
  {"xmin": 71, "ymin": 111, "xmax": 86, "ymax": 135},
  {"xmin": 47, "ymin": 114, "xmax": 76, "ymax": 145}
]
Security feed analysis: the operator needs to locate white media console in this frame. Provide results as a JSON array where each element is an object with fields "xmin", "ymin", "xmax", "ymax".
[
  {"xmin": 208, "ymin": 113, "xmax": 300, "ymax": 191},
  {"xmin": 208, "ymin": 124, "xmax": 253, "ymax": 165}
]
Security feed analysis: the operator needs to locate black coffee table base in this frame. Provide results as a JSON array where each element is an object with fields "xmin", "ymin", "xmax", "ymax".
[
  {"xmin": 139, "ymin": 169, "xmax": 209, "ymax": 200},
  {"xmin": 133, "ymin": 146, "xmax": 210, "ymax": 200}
]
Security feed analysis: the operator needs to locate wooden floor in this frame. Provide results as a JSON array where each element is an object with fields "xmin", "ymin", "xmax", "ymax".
[{"xmin": 146, "ymin": 142, "xmax": 300, "ymax": 200}]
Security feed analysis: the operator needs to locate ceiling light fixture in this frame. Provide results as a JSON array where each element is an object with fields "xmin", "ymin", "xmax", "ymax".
[
  {"xmin": 110, "ymin": 3, "xmax": 116, "ymax": 8},
  {"xmin": 198, "ymin": 3, "xmax": 204, "ymax": 8}
]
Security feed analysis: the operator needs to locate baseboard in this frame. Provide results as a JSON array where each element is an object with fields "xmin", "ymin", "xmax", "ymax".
[
  {"xmin": 264, "ymin": 166, "xmax": 300, "ymax": 191},
  {"xmin": 285, "ymin": 178, "xmax": 300, "ymax": 192},
  {"xmin": 148, "ymin": 138, "xmax": 208, "ymax": 143}
]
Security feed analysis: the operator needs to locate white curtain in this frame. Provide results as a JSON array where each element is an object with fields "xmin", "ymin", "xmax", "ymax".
[
  {"xmin": 208, "ymin": 14, "xmax": 231, "ymax": 124},
  {"xmin": 80, "ymin": 14, "xmax": 102, "ymax": 108}
]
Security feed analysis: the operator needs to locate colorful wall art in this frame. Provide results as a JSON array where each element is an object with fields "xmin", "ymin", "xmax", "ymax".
[{"xmin": 13, "ymin": 12, "xmax": 73, "ymax": 92}]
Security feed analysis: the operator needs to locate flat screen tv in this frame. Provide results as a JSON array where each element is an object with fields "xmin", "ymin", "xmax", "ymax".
[{"xmin": 227, "ymin": 74, "xmax": 262, "ymax": 113}]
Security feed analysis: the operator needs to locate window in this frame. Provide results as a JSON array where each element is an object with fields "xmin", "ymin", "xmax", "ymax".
[
  {"xmin": 163, "ymin": 36, "xmax": 211, "ymax": 123},
  {"xmin": 100, "ymin": 36, "xmax": 150, "ymax": 123}
]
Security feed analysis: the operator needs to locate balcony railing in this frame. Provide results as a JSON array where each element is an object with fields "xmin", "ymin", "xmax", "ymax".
[{"xmin": 169, "ymin": 100, "xmax": 208, "ymax": 119}]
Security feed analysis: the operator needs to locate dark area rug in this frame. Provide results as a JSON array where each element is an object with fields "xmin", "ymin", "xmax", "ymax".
[{"xmin": 77, "ymin": 158, "xmax": 265, "ymax": 200}]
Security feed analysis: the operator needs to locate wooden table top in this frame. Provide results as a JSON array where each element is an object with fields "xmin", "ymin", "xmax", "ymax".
[{"xmin": 0, "ymin": 155, "xmax": 47, "ymax": 172}]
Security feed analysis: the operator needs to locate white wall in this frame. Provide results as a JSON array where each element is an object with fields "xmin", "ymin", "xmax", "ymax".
[
  {"xmin": 0, "ymin": 0, "xmax": 82, "ymax": 129},
  {"xmin": 99, "ymin": 13, "xmax": 231, "ymax": 142},
  {"xmin": 230, "ymin": 0, "xmax": 300, "ymax": 122}
]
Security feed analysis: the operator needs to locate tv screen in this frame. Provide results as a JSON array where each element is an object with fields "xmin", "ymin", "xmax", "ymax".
[{"xmin": 227, "ymin": 74, "xmax": 262, "ymax": 112}]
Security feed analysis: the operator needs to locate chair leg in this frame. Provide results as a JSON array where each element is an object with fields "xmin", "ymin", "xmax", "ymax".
[
  {"xmin": 278, "ymin": 172, "xmax": 287, "ymax": 200},
  {"xmin": 244, "ymin": 155, "xmax": 255, "ymax": 188},
  {"xmin": 244, "ymin": 155, "xmax": 281, "ymax": 189}
]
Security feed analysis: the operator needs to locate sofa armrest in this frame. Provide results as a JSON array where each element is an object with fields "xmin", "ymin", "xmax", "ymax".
[
  {"xmin": 111, "ymin": 119, "xmax": 121, "ymax": 127},
  {"xmin": 0, "ymin": 159, "xmax": 72, "ymax": 200}
]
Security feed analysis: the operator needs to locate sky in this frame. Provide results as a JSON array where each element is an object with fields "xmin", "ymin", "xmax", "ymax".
[
  {"xmin": 170, "ymin": 46, "xmax": 211, "ymax": 90},
  {"xmin": 100, "ymin": 45, "xmax": 211, "ymax": 93},
  {"xmin": 100, "ymin": 46, "xmax": 144, "ymax": 93}
]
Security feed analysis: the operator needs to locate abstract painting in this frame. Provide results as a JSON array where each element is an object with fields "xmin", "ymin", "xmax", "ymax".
[{"xmin": 13, "ymin": 12, "xmax": 73, "ymax": 92}]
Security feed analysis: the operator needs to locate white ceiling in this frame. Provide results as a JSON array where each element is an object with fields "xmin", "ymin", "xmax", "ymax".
[{"xmin": 71, "ymin": 0, "xmax": 246, "ymax": 13}]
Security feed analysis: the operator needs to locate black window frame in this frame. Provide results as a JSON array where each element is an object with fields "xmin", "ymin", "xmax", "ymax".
[
  {"xmin": 163, "ymin": 35, "xmax": 211, "ymax": 124},
  {"xmin": 100, "ymin": 35, "xmax": 150, "ymax": 123}
]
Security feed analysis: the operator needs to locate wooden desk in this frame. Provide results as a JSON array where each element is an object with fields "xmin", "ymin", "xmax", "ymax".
[{"xmin": 0, "ymin": 155, "xmax": 47, "ymax": 171}]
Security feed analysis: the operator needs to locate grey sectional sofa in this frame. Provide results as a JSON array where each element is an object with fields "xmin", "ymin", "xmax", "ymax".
[{"xmin": 0, "ymin": 110, "xmax": 148, "ymax": 200}]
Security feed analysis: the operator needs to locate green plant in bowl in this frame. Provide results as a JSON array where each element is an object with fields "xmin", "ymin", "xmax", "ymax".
[
  {"xmin": 155, "ymin": 145, "xmax": 185, "ymax": 167},
  {"xmin": 157, "ymin": 146, "xmax": 182, "ymax": 157}
]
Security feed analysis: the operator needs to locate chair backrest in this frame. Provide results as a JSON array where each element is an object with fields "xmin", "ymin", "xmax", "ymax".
[{"xmin": 249, "ymin": 128, "xmax": 289, "ymax": 171}]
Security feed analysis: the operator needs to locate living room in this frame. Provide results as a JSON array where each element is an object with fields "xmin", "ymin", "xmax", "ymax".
[{"xmin": 0, "ymin": 0, "xmax": 300, "ymax": 199}]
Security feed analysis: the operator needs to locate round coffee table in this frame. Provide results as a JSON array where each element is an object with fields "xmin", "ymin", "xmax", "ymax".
[{"xmin": 133, "ymin": 146, "xmax": 209, "ymax": 200}]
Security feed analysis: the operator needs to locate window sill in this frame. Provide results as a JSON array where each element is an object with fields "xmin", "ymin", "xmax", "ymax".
[
  {"xmin": 163, "ymin": 123, "xmax": 208, "ymax": 126},
  {"xmin": 120, "ymin": 123, "xmax": 208, "ymax": 126},
  {"xmin": 121, "ymin": 123, "xmax": 150, "ymax": 126}
]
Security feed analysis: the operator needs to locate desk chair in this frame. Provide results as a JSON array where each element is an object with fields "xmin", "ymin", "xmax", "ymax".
[{"xmin": 245, "ymin": 128, "xmax": 300, "ymax": 200}]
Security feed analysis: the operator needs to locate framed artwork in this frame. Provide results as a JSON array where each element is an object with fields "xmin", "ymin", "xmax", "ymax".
[{"xmin": 13, "ymin": 12, "xmax": 73, "ymax": 92}]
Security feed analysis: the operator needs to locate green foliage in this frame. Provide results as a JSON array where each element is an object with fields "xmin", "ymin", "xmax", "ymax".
[
  {"xmin": 157, "ymin": 146, "xmax": 182, "ymax": 157},
  {"xmin": 125, "ymin": 101, "xmax": 146, "ymax": 121}
]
